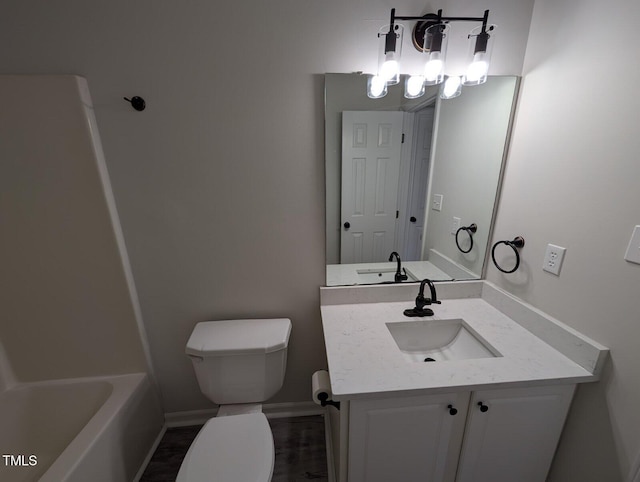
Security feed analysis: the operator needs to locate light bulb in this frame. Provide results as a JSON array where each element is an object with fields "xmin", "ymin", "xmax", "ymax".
[
  {"xmin": 464, "ymin": 52, "xmax": 489, "ymax": 84},
  {"xmin": 405, "ymin": 76, "xmax": 425, "ymax": 99},
  {"xmin": 424, "ymin": 51, "xmax": 444, "ymax": 84},
  {"xmin": 380, "ymin": 59, "xmax": 399, "ymax": 83},
  {"xmin": 424, "ymin": 60, "xmax": 443, "ymax": 82},
  {"xmin": 367, "ymin": 75, "xmax": 388, "ymax": 99},
  {"xmin": 441, "ymin": 76, "xmax": 462, "ymax": 99}
]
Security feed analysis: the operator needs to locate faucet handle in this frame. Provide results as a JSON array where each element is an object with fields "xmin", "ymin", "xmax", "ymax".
[{"xmin": 395, "ymin": 267, "xmax": 409, "ymax": 283}]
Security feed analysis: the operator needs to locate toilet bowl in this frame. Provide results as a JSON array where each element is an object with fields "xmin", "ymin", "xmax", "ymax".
[
  {"xmin": 177, "ymin": 318, "xmax": 291, "ymax": 481},
  {"xmin": 176, "ymin": 413, "xmax": 274, "ymax": 482}
]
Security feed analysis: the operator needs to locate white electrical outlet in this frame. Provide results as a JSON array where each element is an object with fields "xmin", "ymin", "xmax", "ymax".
[
  {"xmin": 543, "ymin": 244, "xmax": 566, "ymax": 276},
  {"xmin": 451, "ymin": 217, "xmax": 461, "ymax": 234},
  {"xmin": 432, "ymin": 194, "xmax": 443, "ymax": 212}
]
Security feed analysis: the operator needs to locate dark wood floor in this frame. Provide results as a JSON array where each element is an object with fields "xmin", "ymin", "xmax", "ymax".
[{"xmin": 140, "ymin": 415, "xmax": 328, "ymax": 481}]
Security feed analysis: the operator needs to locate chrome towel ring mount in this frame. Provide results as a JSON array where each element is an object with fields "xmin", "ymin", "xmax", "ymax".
[{"xmin": 491, "ymin": 236, "xmax": 525, "ymax": 273}]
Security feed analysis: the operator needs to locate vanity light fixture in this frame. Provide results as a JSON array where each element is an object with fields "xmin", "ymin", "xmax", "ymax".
[
  {"xmin": 367, "ymin": 8, "xmax": 496, "ymax": 100},
  {"xmin": 463, "ymin": 23, "xmax": 495, "ymax": 85},
  {"xmin": 377, "ymin": 23, "xmax": 404, "ymax": 86}
]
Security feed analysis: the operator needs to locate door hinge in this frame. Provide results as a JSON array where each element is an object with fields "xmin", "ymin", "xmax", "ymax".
[
  {"xmin": 402, "ymin": 133, "xmax": 405, "ymax": 143},
  {"xmin": 396, "ymin": 210, "xmax": 399, "ymax": 219}
]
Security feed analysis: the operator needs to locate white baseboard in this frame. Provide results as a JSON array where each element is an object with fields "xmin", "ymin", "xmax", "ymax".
[
  {"xmin": 165, "ymin": 400, "xmax": 325, "ymax": 427},
  {"xmin": 165, "ymin": 408, "xmax": 217, "ymax": 427},
  {"xmin": 263, "ymin": 401, "xmax": 326, "ymax": 419}
]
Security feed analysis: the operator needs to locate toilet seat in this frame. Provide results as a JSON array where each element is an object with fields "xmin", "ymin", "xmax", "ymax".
[{"xmin": 176, "ymin": 413, "xmax": 275, "ymax": 482}]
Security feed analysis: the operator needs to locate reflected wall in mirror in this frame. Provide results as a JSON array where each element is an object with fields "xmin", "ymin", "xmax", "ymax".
[{"xmin": 325, "ymin": 73, "xmax": 519, "ymax": 286}]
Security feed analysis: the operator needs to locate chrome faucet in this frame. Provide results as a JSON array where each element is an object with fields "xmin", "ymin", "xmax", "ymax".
[
  {"xmin": 404, "ymin": 279, "xmax": 441, "ymax": 317},
  {"xmin": 388, "ymin": 251, "xmax": 408, "ymax": 283}
]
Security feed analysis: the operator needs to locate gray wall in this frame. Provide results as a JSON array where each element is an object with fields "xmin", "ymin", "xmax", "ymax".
[
  {"xmin": 424, "ymin": 77, "xmax": 517, "ymax": 276},
  {"xmin": 488, "ymin": 0, "xmax": 640, "ymax": 479},
  {"xmin": 0, "ymin": 0, "xmax": 534, "ymax": 412},
  {"xmin": 0, "ymin": 76, "xmax": 148, "ymax": 380}
]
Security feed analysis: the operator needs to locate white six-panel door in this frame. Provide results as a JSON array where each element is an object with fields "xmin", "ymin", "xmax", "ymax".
[{"xmin": 341, "ymin": 111, "xmax": 404, "ymax": 264}]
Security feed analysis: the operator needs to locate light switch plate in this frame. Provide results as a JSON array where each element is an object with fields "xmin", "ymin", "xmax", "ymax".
[
  {"xmin": 543, "ymin": 244, "xmax": 566, "ymax": 276},
  {"xmin": 624, "ymin": 225, "xmax": 640, "ymax": 264},
  {"xmin": 432, "ymin": 194, "xmax": 443, "ymax": 212}
]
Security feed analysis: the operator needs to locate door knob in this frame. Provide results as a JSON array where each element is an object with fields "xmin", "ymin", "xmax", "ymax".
[
  {"xmin": 447, "ymin": 404, "xmax": 458, "ymax": 416},
  {"xmin": 478, "ymin": 402, "xmax": 489, "ymax": 412},
  {"xmin": 343, "ymin": 222, "xmax": 351, "ymax": 229},
  {"xmin": 410, "ymin": 216, "xmax": 417, "ymax": 223}
]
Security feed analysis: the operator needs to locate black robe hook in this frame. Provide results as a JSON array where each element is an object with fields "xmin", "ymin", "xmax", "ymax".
[{"xmin": 124, "ymin": 96, "xmax": 146, "ymax": 111}]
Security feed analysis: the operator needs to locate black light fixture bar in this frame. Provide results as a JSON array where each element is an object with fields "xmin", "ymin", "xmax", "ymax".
[
  {"xmin": 391, "ymin": 8, "xmax": 489, "ymax": 27},
  {"xmin": 386, "ymin": 8, "xmax": 491, "ymax": 52}
]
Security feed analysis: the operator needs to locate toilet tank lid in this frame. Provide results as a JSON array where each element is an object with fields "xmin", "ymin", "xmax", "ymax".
[{"xmin": 186, "ymin": 318, "xmax": 292, "ymax": 356}]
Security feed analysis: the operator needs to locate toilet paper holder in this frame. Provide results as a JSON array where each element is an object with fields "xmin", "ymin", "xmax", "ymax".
[
  {"xmin": 312, "ymin": 369, "xmax": 340, "ymax": 410},
  {"xmin": 316, "ymin": 391, "xmax": 341, "ymax": 410}
]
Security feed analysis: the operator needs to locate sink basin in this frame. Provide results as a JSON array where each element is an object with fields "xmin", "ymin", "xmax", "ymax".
[
  {"xmin": 385, "ymin": 318, "xmax": 501, "ymax": 362},
  {"xmin": 356, "ymin": 268, "xmax": 418, "ymax": 284}
]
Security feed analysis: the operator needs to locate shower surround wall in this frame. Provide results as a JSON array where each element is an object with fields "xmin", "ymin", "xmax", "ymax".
[{"xmin": 0, "ymin": 75, "xmax": 152, "ymax": 382}]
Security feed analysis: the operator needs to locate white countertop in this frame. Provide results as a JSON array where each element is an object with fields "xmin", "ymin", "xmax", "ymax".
[
  {"xmin": 326, "ymin": 261, "xmax": 454, "ymax": 286},
  {"xmin": 320, "ymin": 282, "xmax": 608, "ymax": 400},
  {"xmin": 326, "ymin": 250, "xmax": 481, "ymax": 287}
]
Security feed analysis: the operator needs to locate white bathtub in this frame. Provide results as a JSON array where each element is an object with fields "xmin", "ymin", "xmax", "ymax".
[{"xmin": 0, "ymin": 373, "xmax": 163, "ymax": 482}]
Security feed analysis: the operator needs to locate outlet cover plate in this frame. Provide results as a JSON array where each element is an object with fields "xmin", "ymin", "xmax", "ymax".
[
  {"xmin": 432, "ymin": 194, "xmax": 443, "ymax": 212},
  {"xmin": 451, "ymin": 217, "xmax": 461, "ymax": 234},
  {"xmin": 543, "ymin": 244, "xmax": 566, "ymax": 276},
  {"xmin": 624, "ymin": 225, "xmax": 640, "ymax": 264}
]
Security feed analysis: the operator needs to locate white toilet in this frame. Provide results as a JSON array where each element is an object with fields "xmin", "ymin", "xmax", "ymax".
[{"xmin": 177, "ymin": 318, "xmax": 292, "ymax": 482}]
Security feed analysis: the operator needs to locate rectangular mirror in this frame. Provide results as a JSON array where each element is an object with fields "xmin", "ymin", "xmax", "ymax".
[{"xmin": 325, "ymin": 73, "xmax": 519, "ymax": 286}]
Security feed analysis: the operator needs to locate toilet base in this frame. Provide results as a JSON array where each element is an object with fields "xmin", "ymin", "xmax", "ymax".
[{"xmin": 217, "ymin": 402, "xmax": 263, "ymax": 417}]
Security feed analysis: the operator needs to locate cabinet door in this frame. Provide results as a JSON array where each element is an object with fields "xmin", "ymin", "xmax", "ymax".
[
  {"xmin": 349, "ymin": 392, "xmax": 470, "ymax": 482},
  {"xmin": 456, "ymin": 384, "xmax": 575, "ymax": 482}
]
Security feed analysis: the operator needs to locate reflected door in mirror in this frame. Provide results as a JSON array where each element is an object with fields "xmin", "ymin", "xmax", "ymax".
[{"xmin": 341, "ymin": 111, "xmax": 403, "ymax": 263}]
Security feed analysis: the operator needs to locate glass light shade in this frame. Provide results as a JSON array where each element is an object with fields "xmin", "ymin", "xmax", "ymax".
[
  {"xmin": 424, "ymin": 52, "xmax": 444, "ymax": 85},
  {"xmin": 464, "ymin": 52, "xmax": 489, "ymax": 84},
  {"xmin": 441, "ymin": 75, "xmax": 462, "ymax": 99},
  {"xmin": 380, "ymin": 57, "xmax": 400, "ymax": 84},
  {"xmin": 462, "ymin": 24, "xmax": 496, "ymax": 86},
  {"xmin": 422, "ymin": 24, "xmax": 449, "ymax": 86},
  {"xmin": 405, "ymin": 75, "xmax": 425, "ymax": 99},
  {"xmin": 378, "ymin": 24, "xmax": 404, "ymax": 85},
  {"xmin": 367, "ymin": 75, "xmax": 388, "ymax": 99}
]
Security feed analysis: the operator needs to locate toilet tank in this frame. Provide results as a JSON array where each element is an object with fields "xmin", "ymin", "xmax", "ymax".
[{"xmin": 186, "ymin": 318, "xmax": 291, "ymax": 405}]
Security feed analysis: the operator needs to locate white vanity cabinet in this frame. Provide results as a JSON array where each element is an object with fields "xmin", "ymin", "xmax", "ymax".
[
  {"xmin": 456, "ymin": 384, "xmax": 575, "ymax": 482},
  {"xmin": 346, "ymin": 384, "xmax": 575, "ymax": 482},
  {"xmin": 348, "ymin": 392, "xmax": 470, "ymax": 482},
  {"xmin": 321, "ymin": 285, "xmax": 608, "ymax": 482}
]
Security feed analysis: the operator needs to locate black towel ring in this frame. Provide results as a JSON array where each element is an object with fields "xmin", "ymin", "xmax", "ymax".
[
  {"xmin": 455, "ymin": 223, "xmax": 477, "ymax": 254},
  {"xmin": 491, "ymin": 236, "xmax": 525, "ymax": 273}
]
